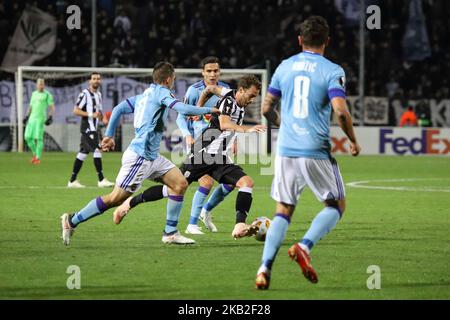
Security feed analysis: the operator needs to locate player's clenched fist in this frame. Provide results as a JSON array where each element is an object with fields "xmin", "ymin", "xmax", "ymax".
[{"xmin": 101, "ymin": 137, "xmax": 115, "ymax": 152}]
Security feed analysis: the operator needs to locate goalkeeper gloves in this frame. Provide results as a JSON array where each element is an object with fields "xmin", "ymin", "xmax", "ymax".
[
  {"xmin": 45, "ymin": 116, "xmax": 53, "ymax": 126},
  {"xmin": 23, "ymin": 115, "xmax": 29, "ymax": 125}
]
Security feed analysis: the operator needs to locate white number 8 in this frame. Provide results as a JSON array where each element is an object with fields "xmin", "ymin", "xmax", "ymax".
[{"xmin": 293, "ymin": 76, "xmax": 310, "ymax": 119}]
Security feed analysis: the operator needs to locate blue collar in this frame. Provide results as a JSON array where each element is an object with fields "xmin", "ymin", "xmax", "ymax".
[{"xmin": 302, "ymin": 50, "xmax": 321, "ymax": 56}]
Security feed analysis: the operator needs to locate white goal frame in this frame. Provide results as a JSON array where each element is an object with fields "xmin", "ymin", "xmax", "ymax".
[{"xmin": 15, "ymin": 66, "xmax": 268, "ymax": 154}]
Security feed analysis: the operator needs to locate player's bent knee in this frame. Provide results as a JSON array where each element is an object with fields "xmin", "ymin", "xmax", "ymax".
[
  {"xmin": 338, "ymin": 199, "xmax": 346, "ymax": 215},
  {"xmin": 199, "ymin": 176, "xmax": 214, "ymax": 190},
  {"xmin": 236, "ymin": 176, "xmax": 254, "ymax": 189},
  {"xmin": 171, "ymin": 178, "xmax": 189, "ymax": 195},
  {"xmin": 324, "ymin": 199, "xmax": 345, "ymax": 217}
]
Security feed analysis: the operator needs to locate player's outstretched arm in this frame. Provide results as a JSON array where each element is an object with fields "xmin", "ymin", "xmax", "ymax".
[
  {"xmin": 219, "ymin": 115, "xmax": 266, "ymax": 133},
  {"xmin": 176, "ymin": 113, "xmax": 192, "ymax": 137},
  {"xmin": 197, "ymin": 85, "xmax": 230, "ymax": 107},
  {"xmin": 171, "ymin": 102, "xmax": 218, "ymax": 116},
  {"xmin": 104, "ymin": 97, "xmax": 135, "ymax": 138},
  {"xmin": 331, "ymin": 97, "xmax": 361, "ymax": 156},
  {"xmin": 262, "ymin": 92, "xmax": 281, "ymax": 127}
]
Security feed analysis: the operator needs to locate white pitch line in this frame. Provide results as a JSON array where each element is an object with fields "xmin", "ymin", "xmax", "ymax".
[
  {"xmin": 346, "ymin": 178, "xmax": 450, "ymax": 193},
  {"xmin": 0, "ymin": 186, "xmax": 102, "ymax": 189}
]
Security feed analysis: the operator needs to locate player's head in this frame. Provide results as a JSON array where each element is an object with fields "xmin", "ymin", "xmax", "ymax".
[
  {"xmin": 89, "ymin": 72, "xmax": 101, "ymax": 90},
  {"xmin": 36, "ymin": 78, "xmax": 45, "ymax": 91},
  {"xmin": 298, "ymin": 15, "xmax": 330, "ymax": 52},
  {"xmin": 153, "ymin": 61, "xmax": 176, "ymax": 89},
  {"xmin": 201, "ymin": 56, "xmax": 221, "ymax": 85},
  {"xmin": 236, "ymin": 75, "xmax": 261, "ymax": 108}
]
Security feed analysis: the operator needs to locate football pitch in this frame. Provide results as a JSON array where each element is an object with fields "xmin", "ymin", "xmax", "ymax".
[{"xmin": 0, "ymin": 152, "xmax": 449, "ymax": 300}]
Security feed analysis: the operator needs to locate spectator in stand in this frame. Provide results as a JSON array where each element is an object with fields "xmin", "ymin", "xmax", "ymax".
[{"xmin": 399, "ymin": 106, "xmax": 418, "ymax": 127}]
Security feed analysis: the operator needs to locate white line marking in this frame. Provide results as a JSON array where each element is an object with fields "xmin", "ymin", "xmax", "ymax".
[{"xmin": 346, "ymin": 178, "xmax": 450, "ymax": 193}]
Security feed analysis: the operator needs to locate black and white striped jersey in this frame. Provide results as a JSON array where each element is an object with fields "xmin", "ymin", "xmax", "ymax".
[
  {"xmin": 76, "ymin": 89, "xmax": 102, "ymax": 133},
  {"xmin": 196, "ymin": 90, "xmax": 245, "ymax": 155}
]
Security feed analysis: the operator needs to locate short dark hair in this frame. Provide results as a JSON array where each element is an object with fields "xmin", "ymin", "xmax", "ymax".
[
  {"xmin": 200, "ymin": 56, "xmax": 220, "ymax": 69},
  {"xmin": 237, "ymin": 75, "xmax": 261, "ymax": 91},
  {"xmin": 299, "ymin": 15, "xmax": 329, "ymax": 48},
  {"xmin": 152, "ymin": 61, "xmax": 175, "ymax": 84},
  {"xmin": 90, "ymin": 72, "xmax": 101, "ymax": 79}
]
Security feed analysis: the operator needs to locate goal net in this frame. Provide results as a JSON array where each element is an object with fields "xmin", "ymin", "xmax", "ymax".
[{"xmin": 11, "ymin": 66, "xmax": 268, "ymax": 155}]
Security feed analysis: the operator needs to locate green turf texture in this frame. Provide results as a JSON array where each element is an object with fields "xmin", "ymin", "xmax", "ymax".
[{"xmin": 0, "ymin": 152, "xmax": 449, "ymax": 299}]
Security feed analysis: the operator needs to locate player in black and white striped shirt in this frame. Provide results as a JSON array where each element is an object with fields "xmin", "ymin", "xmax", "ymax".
[
  {"xmin": 116, "ymin": 75, "xmax": 266, "ymax": 239},
  {"xmin": 180, "ymin": 76, "xmax": 265, "ymax": 238},
  {"xmin": 67, "ymin": 72, "xmax": 114, "ymax": 188}
]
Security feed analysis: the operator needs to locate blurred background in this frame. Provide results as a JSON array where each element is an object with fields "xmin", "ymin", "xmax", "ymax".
[{"xmin": 0, "ymin": 0, "xmax": 449, "ymax": 153}]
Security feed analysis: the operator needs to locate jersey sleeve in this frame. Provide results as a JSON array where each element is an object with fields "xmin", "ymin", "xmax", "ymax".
[
  {"xmin": 327, "ymin": 66, "xmax": 346, "ymax": 100},
  {"xmin": 76, "ymin": 92, "xmax": 87, "ymax": 109},
  {"xmin": 46, "ymin": 91, "xmax": 54, "ymax": 106},
  {"xmin": 104, "ymin": 96, "xmax": 136, "ymax": 137},
  {"xmin": 160, "ymin": 89, "xmax": 182, "ymax": 109},
  {"xmin": 218, "ymin": 97, "xmax": 235, "ymax": 116},
  {"xmin": 183, "ymin": 86, "xmax": 199, "ymax": 105},
  {"xmin": 267, "ymin": 64, "xmax": 282, "ymax": 97},
  {"xmin": 176, "ymin": 113, "xmax": 191, "ymax": 137}
]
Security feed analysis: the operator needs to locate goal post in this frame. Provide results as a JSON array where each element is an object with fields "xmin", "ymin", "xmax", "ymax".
[{"xmin": 15, "ymin": 66, "xmax": 268, "ymax": 155}]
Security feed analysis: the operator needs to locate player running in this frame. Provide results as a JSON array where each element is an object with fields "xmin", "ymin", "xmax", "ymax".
[
  {"xmin": 67, "ymin": 72, "xmax": 115, "ymax": 188},
  {"xmin": 177, "ymin": 56, "xmax": 234, "ymax": 235},
  {"xmin": 23, "ymin": 78, "xmax": 55, "ymax": 164},
  {"xmin": 60, "ymin": 62, "xmax": 218, "ymax": 246},
  {"xmin": 113, "ymin": 75, "xmax": 266, "ymax": 239},
  {"xmin": 255, "ymin": 16, "xmax": 361, "ymax": 289}
]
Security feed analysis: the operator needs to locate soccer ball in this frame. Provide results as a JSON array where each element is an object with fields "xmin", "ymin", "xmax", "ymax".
[{"xmin": 252, "ymin": 217, "xmax": 271, "ymax": 242}]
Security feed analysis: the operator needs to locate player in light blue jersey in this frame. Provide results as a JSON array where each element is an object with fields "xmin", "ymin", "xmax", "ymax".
[
  {"xmin": 255, "ymin": 16, "xmax": 361, "ymax": 289},
  {"xmin": 60, "ymin": 62, "xmax": 219, "ymax": 246},
  {"xmin": 176, "ymin": 56, "xmax": 235, "ymax": 235}
]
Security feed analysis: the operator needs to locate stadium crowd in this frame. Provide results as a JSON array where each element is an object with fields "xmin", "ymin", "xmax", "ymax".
[{"xmin": 0, "ymin": 0, "xmax": 448, "ymax": 98}]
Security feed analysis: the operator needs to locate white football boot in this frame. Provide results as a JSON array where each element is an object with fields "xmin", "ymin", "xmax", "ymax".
[
  {"xmin": 162, "ymin": 231, "xmax": 195, "ymax": 244},
  {"xmin": 199, "ymin": 208, "xmax": 218, "ymax": 232},
  {"xmin": 60, "ymin": 213, "xmax": 75, "ymax": 246},
  {"xmin": 67, "ymin": 180, "xmax": 86, "ymax": 188},
  {"xmin": 98, "ymin": 178, "xmax": 114, "ymax": 188},
  {"xmin": 185, "ymin": 224, "xmax": 205, "ymax": 235}
]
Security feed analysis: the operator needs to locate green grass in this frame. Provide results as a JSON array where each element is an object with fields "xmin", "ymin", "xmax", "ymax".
[{"xmin": 0, "ymin": 152, "xmax": 449, "ymax": 299}]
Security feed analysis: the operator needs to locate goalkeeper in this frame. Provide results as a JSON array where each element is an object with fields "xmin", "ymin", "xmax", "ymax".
[{"xmin": 23, "ymin": 78, "xmax": 55, "ymax": 164}]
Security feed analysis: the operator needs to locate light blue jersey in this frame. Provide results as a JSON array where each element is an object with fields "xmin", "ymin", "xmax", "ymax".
[
  {"xmin": 176, "ymin": 80, "xmax": 230, "ymax": 139},
  {"xmin": 269, "ymin": 51, "xmax": 346, "ymax": 159},
  {"xmin": 105, "ymin": 83, "xmax": 214, "ymax": 161}
]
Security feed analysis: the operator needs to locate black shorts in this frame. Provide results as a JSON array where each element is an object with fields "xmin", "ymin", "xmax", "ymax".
[
  {"xmin": 180, "ymin": 153, "xmax": 246, "ymax": 186},
  {"xmin": 79, "ymin": 131, "xmax": 100, "ymax": 153}
]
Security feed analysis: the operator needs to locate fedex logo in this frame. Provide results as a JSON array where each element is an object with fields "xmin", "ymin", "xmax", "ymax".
[{"xmin": 380, "ymin": 129, "xmax": 450, "ymax": 155}]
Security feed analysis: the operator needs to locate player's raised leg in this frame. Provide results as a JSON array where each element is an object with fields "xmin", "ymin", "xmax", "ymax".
[
  {"xmin": 232, "ymin": 175, "xmax": 259, "ymax": 239},
  {"xmin": 289, "ymin": 198, "xmax": 344, "ymax": 282},
  {"xmin": 61, "ymin": 185, "xmax": 131, "ymax": 245},
  {"xmin": 186, "ymin": 175, "xmax": 214, "ymax": 234},
  {"xmin": 113, "ymin": 164, "xmax": 195, "ymax": 244},
  {"xmin": 199, "ymin": 183, "xmax": 234, "ymax": 232}
]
